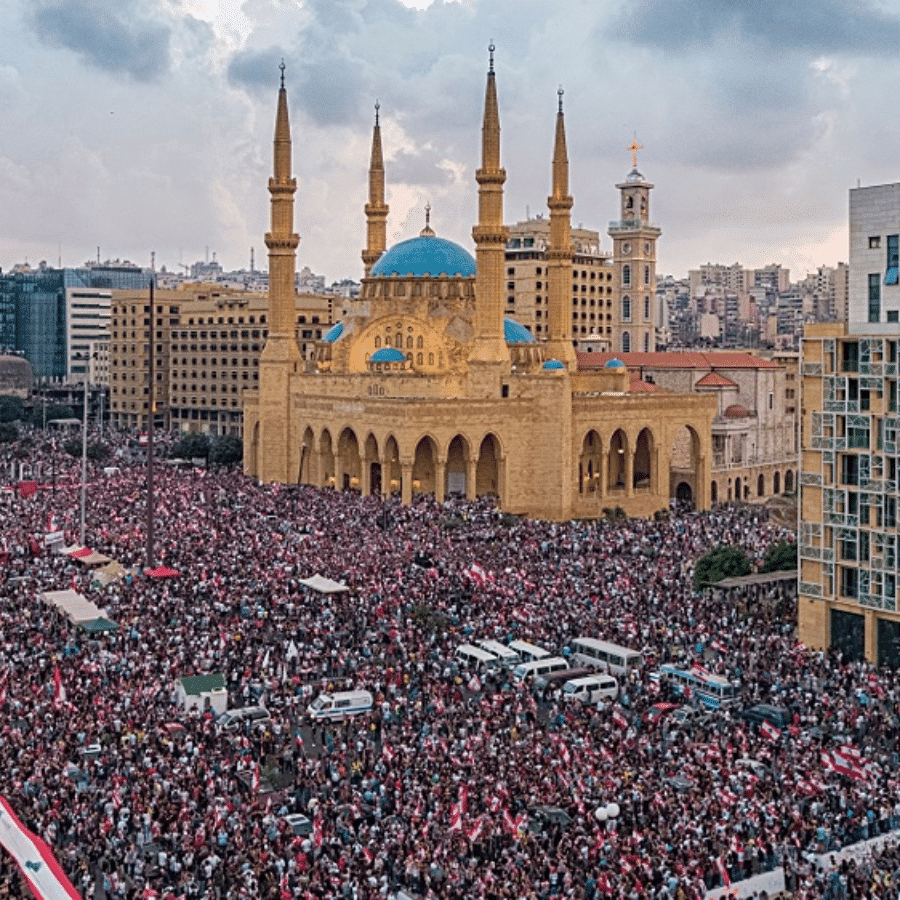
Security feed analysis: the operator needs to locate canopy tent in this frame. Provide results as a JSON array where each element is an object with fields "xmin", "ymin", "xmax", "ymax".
[
  {"xmin": 78, "ymin": 616, "xmax": 121, "ymax": 634},
  {"xmin": 92, "ymin": 560, "xmax": 134, "ymax": 587},
  {"xmin": 39, "ymin": 589, "xmax": 106, "ymax": 624},
  {"xmin": 145, "ymin": 565, "xmax": 181, "ymax": 579},
  {"xmin": 298, "ymin": 574, "xmax": 350, "ymax": 594},
  {"xmin": 64, "ymin": 545, "xmax": 112, "ymax": 567}
]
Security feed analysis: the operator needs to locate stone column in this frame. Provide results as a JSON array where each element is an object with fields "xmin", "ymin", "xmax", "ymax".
[
  {"xmin": 333, "ymin": 451, "xmax": 343, "ymax": 491},
  {"xmin": 435, "ymin": 457, "xmax": 446, "ymax": 504},
  {"xmin": 401, "ymin": 461, "xmax": 413, "ymax": 506},
  {"xmin": 361, "ymin": 456, "xmax": 371, "ymax": 497},
  {"xmin": 466, "ymin": 458, "xmax": 478, "ymax": 500},
  {"xmin": 599, "ymin": 449, "xmax": 607, "ymax": 500},
  {"xmin": 625, "ymin": 447, "xmax": 634, "ymax": 498}
]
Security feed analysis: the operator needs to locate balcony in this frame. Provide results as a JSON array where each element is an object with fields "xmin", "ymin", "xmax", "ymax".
[{"xmin": 608, "ymin": 220, "xmax": 661, "ymax": 234}]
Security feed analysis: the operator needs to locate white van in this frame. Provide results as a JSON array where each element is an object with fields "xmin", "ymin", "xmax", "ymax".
[
  {"xmin": 508, "ymin": 640, "xmax": 551, "ymax": 664},
  {"xmin": 476, "ymin": 639, "xmax": 519, "ymax": 669},
  {"xmin": 454, "ymin": 643, "xmax": 502, "ymax": 673},
  {"xmin": 568, "ymin": 637, "xmax": 643, "ymax": 676},
  {"xmin": 562, "ymin": 674, "xmax": 619, "ymax": 705},
  {"xmin": 513, "ymin": 656, "xmax": 568, "ymax": 684},
  {"xmin": 307, "ymin": 690, "xmax": 374, "ymax": 721}
]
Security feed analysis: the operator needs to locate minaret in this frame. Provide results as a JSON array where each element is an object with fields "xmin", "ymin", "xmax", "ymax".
[
  {"xmin": 362, "ymin": 102, "xmax": 389, "ymax": 275},
  {"xmin": 469, "ymin": 43, "xmax": 511, "ymax": 374},
  {"xmin": 545, "ymin": 87, "xmax": 576, "ymax": 368},
  {"xmin": 257, "ymin": 62, "xmax": 301, "ymax": 485}
]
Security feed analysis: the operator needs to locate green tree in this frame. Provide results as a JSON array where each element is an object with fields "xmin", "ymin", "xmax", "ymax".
[
  {"xmin": 0, "ymin": 396, "xmax": 24, "ymax": 423},
  {"xmin": 0, "ymin": 422, "xmax": 18, "ymax": 443},
  {"xmin": 209, "ymin": 434, "xmax": 243, "ymax": 467},
  {"xmin": 693, "ymin": 545, "xmax": 751, "ymax": 590},
  {"xmin": 759, "ymin": 539, "xmax": 798, "ymax": 574},
  {"xmin": 63, "ymin": 439, "xmax": 111, "ymax": 461},
  {"xmin": 33, "ymin": 403, "xmax": 76, "ymax": 426},
  {"xmin": 172, "ymin": 433, "xmax": 211, "ymax": 461}
]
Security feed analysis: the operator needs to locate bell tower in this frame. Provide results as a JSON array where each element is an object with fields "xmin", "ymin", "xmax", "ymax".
[{"xmin": 609, "ymin": 137, "xmax": 661, "ymax": 355}]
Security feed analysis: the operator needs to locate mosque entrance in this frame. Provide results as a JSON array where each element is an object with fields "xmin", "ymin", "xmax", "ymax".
[{"xmin": 675, "ymin": 481, "xmax": 693, "ymax": 506}]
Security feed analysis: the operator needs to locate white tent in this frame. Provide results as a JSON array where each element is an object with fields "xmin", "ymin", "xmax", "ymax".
[
  {"xmin": 298, "ymin": 574, "xmax": 350, "ymax": 594},
  {"xmin": 39, "ymin": 589, "xmax": 106, "ymax": 624}
]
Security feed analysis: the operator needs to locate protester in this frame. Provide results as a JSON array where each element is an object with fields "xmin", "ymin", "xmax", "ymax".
[{"xmin": 0, "ymin": 426, "xmax": 898, "ymax": 899}]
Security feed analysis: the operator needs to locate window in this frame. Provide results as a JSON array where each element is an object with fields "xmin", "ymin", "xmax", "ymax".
[
  {"xmin": 888, "ymin": 311, "xmax": 899, "ymax": 323},
  {"xmin": 622, "ymin": 265, "xmax": 631, "ymax": 286},
  {"xmin": 842, "ymin": 341, "xmax": 859, "ymax": 373},
  {"xmin": 841, "ymin": 566, "xmax": 858, "ymax": 599},
  {"xmin": 886, "ymin": 235, "xmax": 899, "ymax": 285},
  {"xmin": 622, "ymin": 295, "xmax": 631, "ymax": 321},
  {"xmin": 644, "ymin": 265, "xmax": 650, "ymax": 285},
  {"xmin": 841, "ymin": 454, "xmax": 859, "ymax": 486},
  {"xmin": 622, "ymin": 331, "xmax": 631, "ymax": 352},
  {"xmin": 848, "ymin": 423, "xmax": 869, "ymax": 449},
  {"xmin": 870, "ymin": 236, "xmax": 881, "ymax": 249},
  {"xmin": 869, "ymin": 273, "xmax": 881, "ymax": 322}
]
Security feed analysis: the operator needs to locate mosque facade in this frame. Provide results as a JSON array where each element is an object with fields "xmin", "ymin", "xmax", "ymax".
[{"xmin": 243, "ymin": 55, "xmax": 716, "ymax": 521}]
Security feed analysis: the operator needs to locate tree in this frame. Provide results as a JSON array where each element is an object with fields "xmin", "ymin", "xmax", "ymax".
[
  {"xmin": 693, "ymin": 545, "xmax": 751, "ymax": 590},
  {"xmin": 0, "ymin": 396, "xmax": 24, "ymax": 423},
  {"xmin": 209, "ymin": 434, "xmax": 242, "ymax": 467},
  {"xmin": 759, "ymin": 539, "xmax": 798, "ymax": 574},
  {"xmin": 32, "ymin": 403, "xmax": 75, "ymax": 426},
  {"xmin": 0, "ymin": 422, "xmax": 18, "ymax": 443},
  {"xmin": 63, "ymin": 439, "xmax": 110, "ymax": 461},
  {"xmin": 171, "ymin": 433, "xmax": 211, "ymax": 461}
]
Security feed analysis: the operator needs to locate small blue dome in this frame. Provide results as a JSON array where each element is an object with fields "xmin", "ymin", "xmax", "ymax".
[
  {"xmin": 322, "ymin": 322, "xmax": 344, "ymax": 342},
  {"xmin": 504, "ymin": 317, "xmax": 536, "ymax": 344},
  {"xmin": 370, "ymin": 347, "xmax": 406, "ymax": 363},
  {"xmin": 542, "ymin": 359, "xmax": 565, "ymax": 370},
  {"xmin": 370, "ymin": 235, "xmax": 476, "ymax": 278},
  {"xmin": 605, "ymin": 358, "xmax": 626, "ymax": 368}
]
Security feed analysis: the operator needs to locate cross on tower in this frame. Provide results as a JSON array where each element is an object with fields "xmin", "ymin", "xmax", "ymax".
[{"xmin": 628, "ymin": 136, "xmax": 643, "ymax": 169}]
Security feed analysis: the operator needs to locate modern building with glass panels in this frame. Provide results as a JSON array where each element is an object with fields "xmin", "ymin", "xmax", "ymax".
[{"xmin": 799, "ymin": 183, "xmax": 900, "ymax": 666}]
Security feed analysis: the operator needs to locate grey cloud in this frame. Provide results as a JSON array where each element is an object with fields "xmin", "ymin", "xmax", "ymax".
[
  {"xmin": 609, "ymin": 0, "xmax": 900, "ymax": 55},
  {"xmin": 389, "ymin": 147, "xmax": 455, "ymax": 188},
  {"xmin": 227, "ymin": 47, "xmax": 287, "ymax": 92},
  {"xmin": 27, "ymin": 0, "xmax": 172, "ymax": 81}
]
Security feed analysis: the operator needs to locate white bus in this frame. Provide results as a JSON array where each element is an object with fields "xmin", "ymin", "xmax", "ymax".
[
  {"xmin": 568, "ymin": 637, "xmax": 643, "ymax": 676},
  {"xmin": 658, "ymin": 664, "xmax": 738, "ymax": 709}
]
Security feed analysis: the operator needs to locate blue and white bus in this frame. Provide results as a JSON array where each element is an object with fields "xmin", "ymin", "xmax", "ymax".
[{"xmin": 658, "ymin": 664, "xmax": 738, "ymax": 709}]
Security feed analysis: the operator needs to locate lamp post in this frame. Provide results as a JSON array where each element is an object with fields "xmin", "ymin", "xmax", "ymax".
[{"xmin": 79, "ymin": 366, "xmax": 88, "ymax": 545}]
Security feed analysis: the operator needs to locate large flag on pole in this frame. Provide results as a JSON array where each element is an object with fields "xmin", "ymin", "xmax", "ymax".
[{"xmin": 0, "ymin": 796, "xmax": 82, "ymax": 899}]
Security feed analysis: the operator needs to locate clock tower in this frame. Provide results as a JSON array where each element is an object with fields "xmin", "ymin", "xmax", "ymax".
[{"xmin": 609, "ymin": 138, "xmax": 661, "ymax": 354}]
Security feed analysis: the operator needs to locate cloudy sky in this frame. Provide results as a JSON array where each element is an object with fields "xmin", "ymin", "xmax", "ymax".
[{"xmin": 2, "ymin": 0, "xmax": 900, "ymax": 283}]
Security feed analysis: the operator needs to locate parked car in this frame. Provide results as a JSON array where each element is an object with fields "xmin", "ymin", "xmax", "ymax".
[
  {"xmin": 739, "ymin": 703, "xmax": 792, "ymax": 731},
  {"xmin": 217, "ymin": 705, "xmax": 272, "ymax": 734},
  {"xmin": 283, "ymin": 813, "xmax": 312, "ymax": 836}
]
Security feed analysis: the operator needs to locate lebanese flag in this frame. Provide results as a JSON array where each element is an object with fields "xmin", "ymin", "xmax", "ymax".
[
  {"xmin": 760, "ymin": 720, "xmax": 781, "ymax": 742},
  {"xmin": 467, "ymin": 674, "xmax": 481, "ymax": 693},
  {"xmin": 719, "ymin": 788, "xmax": 737, "ymax": 806},
  {"xmin": 361, "ymin": 847, "xmax": 373, "ymax": 864},
  {"xmin": 466, "ymin": 815, "xmax": 485, "ymax": 843},
  {"xmin": 467, "ymin": 563, "xmax": 489, "ymax": 585},
  {"xmin": 251, "ymin": 763, "xmax": 260, "ymax": 793},
  {"xmin": 690, "ymin": 662, "xmax": 711, "ymax": 680},
  {"xmin": 448, "ymin": 805, "xmax": 463, "ymax": 833},
  {"xmin": 382, "ymin": 744, "xmax": 395, "ymax": 764},
  {"xmin": 612, "ymin": 708, "xmax": 628, "ymax": 729},
  {"xmin": 47, "ymin": 513, "xmax": 58, "ymax": 533},
  {"xmin": 711, "ymin": 639, "xmax": 727, "ymax": 653},
  {"xmin": 821, "ymin": 750, "xmax": 834, "ymax": 771},
  {"xmin": 716, "ymin": 857, "xmax": 731, "ymax": 888},
  {"xmin": 458, "ymin": 785, "xmax": 469, "ymax": 815},
  {"xmin": 312, "ymin": 816, "xmax": 323, "ymax": 848},
  {"xmin": 559, "ymin": 741, "xmax": 571, "ymax": 766},
  {"xmin": 52, "ymin": 665, "xmax": 66, "ymax": 707}
]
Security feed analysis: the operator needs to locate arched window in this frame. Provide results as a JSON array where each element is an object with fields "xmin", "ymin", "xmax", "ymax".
[
  {"xmin": 644, "ymin": 265, "xmax": 650, "ymax": 285},
  {"xmin": 416, "ymin": 352, "xmax": 423, "ymax": 365},
  {"xmin": 644, "ymin": 296, "xmax": 651, "ymax": 320},
  {"xmin": 416, "ymin": 335, "xmax": 423, "ymax": 349},
  {"xmin": 622, "ymin": 295, "xmax": 631, "ymax": 321},
  {"xmin": 394, "ymin": 334, "xmax": 403, "ymax": 349},
  {"xmin": 643, "ymin": 332, "xmax": 650, "ymax": 352},
  {"xmin": 406, "ymin": 335, "xmax": 413, "ymax": 349},
  {"xmin": 622, "ymin": 331, "xmax": 631, "ymax": 352},
  {"xmin": 374, "ymin": 336, "xmax": 381, "ymax": 349},
  {"xmin": 622, "ymin": 264, "xmax": 631, "ymax": 286},
  {"xmin": 428, "ymin": 352, "xmax": 434, "ymax": 365}
]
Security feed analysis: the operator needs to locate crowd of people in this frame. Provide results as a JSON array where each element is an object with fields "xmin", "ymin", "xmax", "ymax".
[{"xmin": 0, "ymin": 427, "xmax": 899, "ymax": 899}]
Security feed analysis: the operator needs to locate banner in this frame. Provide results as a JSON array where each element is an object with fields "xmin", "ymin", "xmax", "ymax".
[{"xmin": 0, "ymin": 797, "xmax": 82, "ymax": 899}]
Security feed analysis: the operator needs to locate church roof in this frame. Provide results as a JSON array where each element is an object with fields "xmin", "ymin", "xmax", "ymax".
[
  {"xmin": 695, "ymin": 371, "xmax": 738, "ymax": 388},
  {"xmin": 370, "ymin": 234, "xmax": 476, "ymax": 278}
]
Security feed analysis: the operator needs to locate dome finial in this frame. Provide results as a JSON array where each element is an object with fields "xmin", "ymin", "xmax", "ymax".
[
  {"xmin": 279, "ymin": 59, "xmax": 285, "ymax": 90},
  {"xmin": 374, "ymin": 99, "xmax": 380, "ymax": 126},
  {"xmin": 420, "ymin": 201, "xmax": 435, "ymax": 237},
  {"xmin": 557, "ymin": 85, "xmax": 564, "ymax": 114},
  {"xmin": 488, "ymin": 40, "xmax": 495, "ymax": 73}
]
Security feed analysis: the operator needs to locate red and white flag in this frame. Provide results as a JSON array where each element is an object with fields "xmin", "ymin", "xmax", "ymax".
[
  {"xmin": 312, "ymin": 815, "xmax": 323, "ymax": 848},
  {"xmin": 466, "ymin": 815, "xmax": 485, "ymax": 843},
  {"xmin": 251, "ymin": 763, "xmax": 260, "ymax": 793},
  {"xmin": 52, "ymin": 665, "xmax": 66, "ymax": 708},
  {"xmin": 612, "ymin": 708, "xmax": 628, "ymax": 729},
  {"xmin": 716, "ymin": 857, "xmax": 731, "ymax": 888},
  {"xmin": 760, "ymin": 720, "xmax": 781, "ymax": 742}
]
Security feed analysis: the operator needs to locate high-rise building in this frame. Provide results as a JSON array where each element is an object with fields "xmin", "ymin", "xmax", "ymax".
[{"xmin": 799, "ymin": 183, "xmax": 900, "ymax": 665}]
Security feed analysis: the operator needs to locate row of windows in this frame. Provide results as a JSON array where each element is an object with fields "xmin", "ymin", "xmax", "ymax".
[
  {"xmin": 621, "ymin": 264, "xmax": 652, "ymax": 287},
  {"xmin": 506, "ymin": 266, "xmax": 614, "ymax": 282}
]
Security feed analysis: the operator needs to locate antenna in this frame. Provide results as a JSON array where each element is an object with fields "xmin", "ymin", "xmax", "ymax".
[
  {"xmin": 97, "ymin": 246, "xmax": 100, "ymax": 265},
  {"xmin": 151, "ymin": 250, "xmax": 156, "ymax": 272},
  {"xmin": 250, "ymin": 247, "xmax": 255, "ymax": 273}
]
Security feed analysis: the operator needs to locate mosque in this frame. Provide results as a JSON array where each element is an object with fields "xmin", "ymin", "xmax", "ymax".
[{"xmin": 243, "ymin": 52, "xmax": 716, "ymax": 520}]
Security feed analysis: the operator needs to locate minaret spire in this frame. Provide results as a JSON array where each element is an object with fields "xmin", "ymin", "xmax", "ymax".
[
  {"xmin": 545, "ymin": 86, "xmax": 576, "ymax": 367},
  {"xmin": 470, "ymin": 42, "xmax": 511, "ymax": 373},
  {"xmin": 362, "ymin": 101, "xmax": 389, "ymax": 275}
]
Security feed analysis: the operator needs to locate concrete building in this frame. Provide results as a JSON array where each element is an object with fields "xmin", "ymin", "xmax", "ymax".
[
  {"xmin": 244, "ymin": 55, "xmax": 717, "ymax": 520},
  {"xmin": 66, "ymin": 286, "xmax": 111, "ymax": 382},
  {"xmin": 799, "ymin": 183, "xmax": 900, "ymax": 665}
]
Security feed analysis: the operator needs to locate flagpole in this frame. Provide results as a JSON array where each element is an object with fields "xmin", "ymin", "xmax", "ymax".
[
  {"xmin": 146, "ymin": 275, "xmax": 156, "ymax": 571},
  {"xmin": 79, "ymin": 366, "xmax": 88, "ymax": 545}
]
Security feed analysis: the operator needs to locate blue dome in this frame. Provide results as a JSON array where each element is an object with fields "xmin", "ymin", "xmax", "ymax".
[
  {"xmin": 370, "ymin": 235, "xmax": 476, "ymax": 278},
  {"xmin": 504, "ymin": 317, "xmax": 536, "ymax": 344},
  {"xmin": 370, "ymin": 347, "xmax": 406, "ymax": 363},
  {"xmin": 605, "ymin": 358, "xmax": 626, "ymax": 368},
  {"xmin": 322, "ymin": 322, "xmax": 344, "ymax": 342},
  {"xmin": 542, "ymin": 359, "xmax": 565, "ymax": 370}
]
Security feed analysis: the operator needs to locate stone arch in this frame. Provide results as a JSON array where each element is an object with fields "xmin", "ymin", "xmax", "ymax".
[
  {"xmin": 364, "ymin": 433, "xmax": 380, "ymax": 496},
  {"xmin": 608, "ymin": 428, "xmax": 628, "ymax": 491},
  {"xmin": 633, "ymin": 427, "xmax": 653, "ymax": 490},
  {"xmin": 710, "ymin": 480, "xmax": 718, "ymax": 503},
  {"xmin": 784, "ymin": 469, "xmax": 793, "ymax": 493},
  {"xmin": 734, "ymin": 476, "xmax": 742, "ymax": 501},
  {"xmin": 412, "ymin": 435, "xmax": 438, "ymax": 496},
  {"xmin": 476, "ymin": 433, "xmax": 501, "ymax": 497},
  {"xmin": 383, "ymin": 435, "xmax": 401, "ymax": 496},
  {"xmin": 670, "ymin": 424, "xmax": 701, "ymax": 506},
  {"xmin": 579, "ymin": 429, "xmax": 603, "ymax": 494},
  {"xmin": 300, "ymin": 426, "xmax": 314, "ymax": 484},
  {"xmin": 446, "ymin": 434, "xmax": 470, "ymax": 497},
  {"xmin": 757, "ymin": 473, "xmax": 765, "ymax": 497},
  {"xmin": 676, "ymin": 481, "xmax": 693, "ymax": 504},
  {"xmin": 774, "ymin": 470, "xmax": 782, "ymax": 494},
  {"xmin": 337, "ymin": 427, "xmax": 362, "ymax": 492},
  {"xmin": 319, "ymin": 429, "xmax": 335, "ymax": 487}
]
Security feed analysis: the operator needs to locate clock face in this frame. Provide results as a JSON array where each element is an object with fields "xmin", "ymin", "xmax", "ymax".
[{"xmin": 622, "ymin": 242, "xmax": 631, "ymax": 255}]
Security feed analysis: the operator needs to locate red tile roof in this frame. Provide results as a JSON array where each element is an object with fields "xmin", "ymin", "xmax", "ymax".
[{"xmin": 694, "ymin": 371, "xmax": 738, "ymax": 388}]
